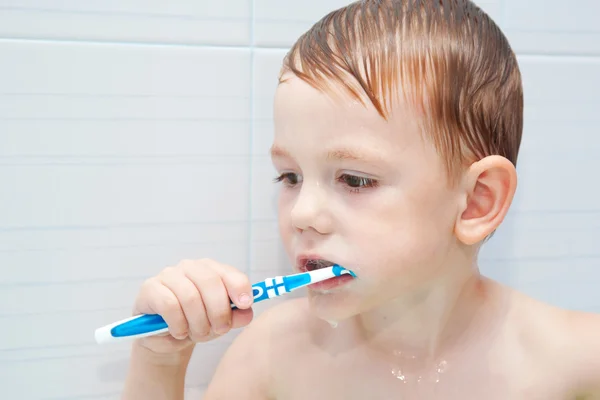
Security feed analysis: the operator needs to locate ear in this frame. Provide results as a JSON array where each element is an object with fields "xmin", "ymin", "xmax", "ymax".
[{"xmin": 454, "ymin": 155, "xmax": 517, "ymax": 245}]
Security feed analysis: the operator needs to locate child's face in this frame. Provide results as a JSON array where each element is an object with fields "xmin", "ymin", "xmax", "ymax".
[{"xmin": 272, "ymin": 74, "xmax": 464, "ymax": 321}]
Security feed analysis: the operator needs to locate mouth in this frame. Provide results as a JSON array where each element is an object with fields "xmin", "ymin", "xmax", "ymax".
[
  {"xmin": 296, "ymin": 256, "xmax": 337, "ymax": 273},
  {"xmin": 297, "ymin": 256, "xmax": 356, "ymax": 291},
  {"xmin": 296, "ymin": 255, "xmax": 356, "ymax": 291}
]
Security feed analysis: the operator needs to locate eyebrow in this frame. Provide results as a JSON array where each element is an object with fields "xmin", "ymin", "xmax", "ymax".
[{"xmin": 270, "ymin": 145, "xmax": 384, "ymax": 163}]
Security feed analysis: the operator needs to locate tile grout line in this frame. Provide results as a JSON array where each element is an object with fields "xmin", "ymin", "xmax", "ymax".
[
  {"xmin": 247, "ymin": 0, "xmax": 256, "ymax": 276},
  {"xmin": 1, "ymin": 37, "xmax": 600, "ymax": 60},
  {"xmin": 0, "ymin": 36, "xmax": 289, "ymax": 51}
]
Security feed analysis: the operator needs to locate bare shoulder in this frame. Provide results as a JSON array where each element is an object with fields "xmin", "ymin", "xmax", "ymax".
[
  {"xmin": 202, "ymin": 298, "xmax": 310, "ymax": 399},
  {"xmin": 559, "ymin": 308, "xmax": 600, "ymax": 399},
  {"xmin": 512, "ymin": 290, "xmax": 600, "ymax": 399},
  {"xmin": 256, "ymin": 296, "xmax": 313, "ymax": 331}
]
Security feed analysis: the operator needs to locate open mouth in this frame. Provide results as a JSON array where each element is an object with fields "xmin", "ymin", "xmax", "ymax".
[
  {"xmin": 298, "ymin": 257, "xmax": 355, "ymax": 290},
  {"xmin": 301, "ymin": 258, "xmax": 336, "ymax": 272}
]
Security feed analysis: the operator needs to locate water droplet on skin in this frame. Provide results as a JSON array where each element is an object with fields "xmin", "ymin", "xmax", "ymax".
[
  {"xmin": 437, "ymin": 360, "xmax": 448, "ymax": 374},
  {"xmin": 326, "ymin": 320, "xmax": 338, "ymax": 328},
  {"xmin": 389, "ymin": 358, "xmax": 449, "ymax": 385},
  {"xmin": 433, "ymin": 360, "xmax": 448, "ymax": 383},
  {"xmin": 391, "ymin": 368, "xmax": 407, "ymax": 382}
]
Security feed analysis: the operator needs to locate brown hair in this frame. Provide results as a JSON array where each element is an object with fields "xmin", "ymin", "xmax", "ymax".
[{"xmin": 280, "ymin": 0, "xmax": 523, "ymax": 183}]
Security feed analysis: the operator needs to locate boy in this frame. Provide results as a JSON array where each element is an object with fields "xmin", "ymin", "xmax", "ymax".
[{"xmin": 122, "ymin": 1, "xmax": 600, "ymax": 399}]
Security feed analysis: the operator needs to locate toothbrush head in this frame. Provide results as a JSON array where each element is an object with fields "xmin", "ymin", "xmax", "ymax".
[
  {"xmin": 303, "ymin": 259, "xmax": 357, "ymax": 278},
  {"xmin": 333, "ymin": 265, "xmax": 357, "ymax": 278}
]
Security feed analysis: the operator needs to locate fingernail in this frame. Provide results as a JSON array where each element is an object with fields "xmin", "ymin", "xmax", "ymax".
[{"xmin": 238, "ymin": 293, "xmax": 251, "ymax": 307}]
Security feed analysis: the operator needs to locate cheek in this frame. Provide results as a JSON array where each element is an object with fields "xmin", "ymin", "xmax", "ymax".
[
  {"xmin": 277, "ymin": 191, "xmax": 294, "ymax": 247},
  {"xmin": 354, "ymin": 188, "xmax": 457, "ymax": 275}
]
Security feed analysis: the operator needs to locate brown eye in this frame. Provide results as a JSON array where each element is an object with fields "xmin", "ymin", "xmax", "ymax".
[
  {"xmin": 339, "ymin": 174, "xmax": 377, "ymax": 188},
  {"xmin": 274, "ymin": 173, "xmax": 301, "ymax": 186}
]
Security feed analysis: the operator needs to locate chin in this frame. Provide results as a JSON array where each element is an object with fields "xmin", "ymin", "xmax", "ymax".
[{"xmin": 306, "ymin": 289, "xmax": 363, "ymax": 322}]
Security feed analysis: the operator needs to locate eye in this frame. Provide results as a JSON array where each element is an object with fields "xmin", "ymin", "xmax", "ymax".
[
  {"xmin": 273, "ymin": 172, "xmax": 302, "ymax": 186},
  {"xmin": 338, "ymin": 174, "xmax": 378, "ymax": 193}
]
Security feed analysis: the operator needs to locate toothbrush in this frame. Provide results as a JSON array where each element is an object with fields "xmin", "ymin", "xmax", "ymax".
[{"xmin": 94, "ymin": 265, "xmax": 356, "ymax": 344}]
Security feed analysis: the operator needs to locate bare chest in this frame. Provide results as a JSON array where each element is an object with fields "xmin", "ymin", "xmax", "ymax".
[
  {"xmin": 273, "ymin": 369, "xmax": 569, "ymax": 400},
  {"xmin": 270, "ymin": 349, "xmax": 570, "ymax": 400}
]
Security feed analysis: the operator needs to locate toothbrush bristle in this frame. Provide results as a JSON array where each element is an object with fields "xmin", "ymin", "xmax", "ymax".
[{"xmin": 305, "ymin": 259, "xmax": 335, "ymax": 271}]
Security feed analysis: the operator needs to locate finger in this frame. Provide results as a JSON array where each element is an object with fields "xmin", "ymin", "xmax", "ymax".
[
  {"xmin": 184, "ymin": 265, "xmax": 232, "ymax": 335},
  {"xmin": 159, "ymin": 269, "xmax": 211, "ymax": 342},
  {"xmin": 231, "ymin": 308, "xmax": 254, "ymax": 329},
  {"xmin": 138, "ymin": 334, "xmax": 193, "ymax": 354},
  {"xmin": 144, "ymin": 278, "xmax": 189, "ymax": 340},
  {"xmin": 208, "ymin": 262, "xmax": 254, "ymax": 309}
]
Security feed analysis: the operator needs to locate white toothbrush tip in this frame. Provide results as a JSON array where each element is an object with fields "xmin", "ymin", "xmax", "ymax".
[{"xmin": 95, "ymin": 325, "xmax": 115, "ymax": 344}]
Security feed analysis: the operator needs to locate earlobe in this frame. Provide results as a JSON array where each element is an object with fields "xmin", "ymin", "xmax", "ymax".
[{"xmin": 455, "ymin": 156, "xmax": 517, "ymax": 245}]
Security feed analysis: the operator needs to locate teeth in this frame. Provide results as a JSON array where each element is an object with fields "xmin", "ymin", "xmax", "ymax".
[{"xmin": 305, "ymin": 259, "xmax": 334, "ymax": 270}]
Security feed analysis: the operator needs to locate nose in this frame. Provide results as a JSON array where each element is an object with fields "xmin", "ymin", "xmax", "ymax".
[{"xmin": 290, "ymin": 182, "xmax": 333, "ymax": 234}]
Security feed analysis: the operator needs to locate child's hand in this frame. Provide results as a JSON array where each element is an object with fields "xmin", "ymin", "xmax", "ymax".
[{"xmin": 131, "ymin": 259, "xmax": 254, "ymax": 354}]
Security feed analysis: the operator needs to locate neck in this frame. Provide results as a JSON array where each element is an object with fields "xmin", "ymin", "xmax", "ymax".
[{"xmin": 352, "ymin": 260, "xmax": 490, "ymax": 362}]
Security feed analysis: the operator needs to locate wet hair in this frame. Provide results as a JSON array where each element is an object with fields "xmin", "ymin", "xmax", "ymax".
[{"xmin": 280, "ymin": 0, "xmax": 523, "ymax": 184}]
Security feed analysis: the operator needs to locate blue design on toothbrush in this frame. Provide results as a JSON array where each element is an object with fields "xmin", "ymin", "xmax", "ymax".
[
  {"xmin": 231, "ymin": 264, "xmax": 356, "ymax": 309},
  {"xmin": 111, "ymin": 314, "xmax": 166, "ymax": 338},
  {"xmin": 96, "ymin": 265, "xmax": 356, "ymax": 343}
]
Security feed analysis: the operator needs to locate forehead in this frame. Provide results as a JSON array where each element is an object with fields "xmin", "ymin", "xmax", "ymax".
[
  {"xmin": 273, "ymin": 74, "xmax": 423, "ymax": 152},
  {"xmin": 275, "ymin": 73, "xmax": 376, "ymax": 124}
]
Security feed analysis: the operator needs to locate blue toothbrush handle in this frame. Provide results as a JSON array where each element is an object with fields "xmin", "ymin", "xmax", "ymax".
[
  {"xmin": 95, "ymin": 281, "xmax": 274, "ymax": 343},
  {"xmin": 94, "ymin": 313, "xmax": 169, "ymax": 344},
  {"xmin": 114, "ymin": 313, "xmax": 168, "ymax": 337},
  {"xmin": 95, "ymin": 267, "xmax": 354, "ymax": 344}
]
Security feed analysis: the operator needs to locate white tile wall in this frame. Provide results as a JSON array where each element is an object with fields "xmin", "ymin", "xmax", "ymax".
[
  {"xmin": 478, "ymin": 54, "xmax": 600, "ymax": 307},
  {"xmin": 1, "ymin": 0, "xmax": 598, "ymax": 398},
  {"xmin": 254, "ymin": 0, "xmax": 352, "ymax": 47},
  {"xmin": 501, "ymin": 0, "xmax": 600, "ymax": 55},
  {"xmin": 0, "ymin": 1, "xmax": 252, "ymax": 46}
]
